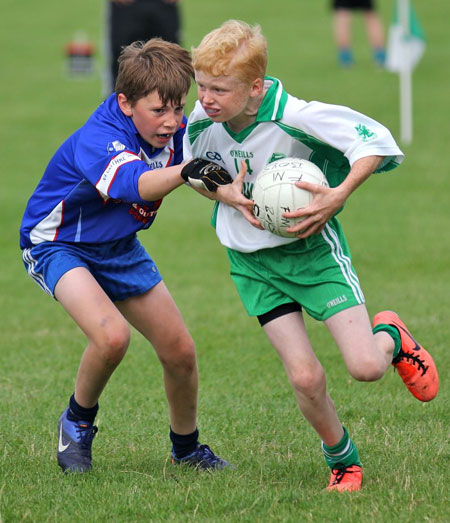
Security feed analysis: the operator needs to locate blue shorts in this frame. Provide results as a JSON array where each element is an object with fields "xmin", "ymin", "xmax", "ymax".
[{"xmin": 22, "ymin": 234, "xmax": 162, "ymax": 301}]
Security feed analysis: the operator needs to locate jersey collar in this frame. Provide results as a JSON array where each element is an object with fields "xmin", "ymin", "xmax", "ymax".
[{"xmin": 256, "ymin": 76, "xmax": 288, "ymax": 123}]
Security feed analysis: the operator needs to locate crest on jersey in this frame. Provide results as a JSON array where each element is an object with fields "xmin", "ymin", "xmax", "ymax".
[
  {"xmin": 355, "ymin": 124, "xmax": 377, "ymax": 142},
  {"xmin": 107, "ymin": 140, "xmax": 126, "ymax": 153}
]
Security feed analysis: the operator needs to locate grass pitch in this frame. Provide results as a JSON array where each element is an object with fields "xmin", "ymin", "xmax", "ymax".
[{"xmin": 1, "ymin": 1, "xmax": 449, "ymax": 521}]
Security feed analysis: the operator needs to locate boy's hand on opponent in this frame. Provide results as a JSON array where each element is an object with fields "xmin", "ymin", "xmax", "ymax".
[{"xmin": 181, "ymin": 158, "xmax": 234, "ymax": 192}]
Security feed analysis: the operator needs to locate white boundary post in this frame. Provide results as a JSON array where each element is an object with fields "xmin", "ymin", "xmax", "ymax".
[{"xmin": 399, "ymin": 0, "xmax": 413, "ymax": 144}]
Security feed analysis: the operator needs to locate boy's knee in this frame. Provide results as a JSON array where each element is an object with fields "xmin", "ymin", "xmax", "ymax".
[
  {"xmin": 159, "ymin": 336, "xmax": 197, "ymax": 375},
  {"xmin": 94, "ymin": 320, "xmax": 130, "ymax": 365},
  {"xmin": 290, "ymin": 365, "xmax": 326, "ymax": 400},
  {"xmin": 347, "ymin": 357, "xmax": 385, "ymax": 382}
]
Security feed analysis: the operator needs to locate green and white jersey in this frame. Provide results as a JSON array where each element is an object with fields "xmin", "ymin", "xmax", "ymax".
[{"xmin": 184, "ymin": 76, "xmax": 404, "ymax": 253}]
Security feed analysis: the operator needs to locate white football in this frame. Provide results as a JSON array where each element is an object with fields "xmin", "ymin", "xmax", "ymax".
[{"xmin": 252, "ymin": 158, "xmax": 329, "ymax": 237}]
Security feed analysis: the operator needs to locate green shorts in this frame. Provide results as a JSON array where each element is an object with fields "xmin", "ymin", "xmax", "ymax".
[{"xmin": 226, "ymin": 217, "xmax": 365, "ymax": 321}]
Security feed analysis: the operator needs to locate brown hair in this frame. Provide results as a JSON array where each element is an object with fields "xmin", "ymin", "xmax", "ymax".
[
  {"xmin": 115, "ymin": 38, "xmax": 194, "ymax": 106},
  {"xmin": 192, "ymin": 20, "xmax": 267, "ymax": 85}
]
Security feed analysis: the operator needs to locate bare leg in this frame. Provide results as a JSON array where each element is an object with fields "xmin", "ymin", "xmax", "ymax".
[
  {"xmin": 363, "ymin": 11, "xmax": 385, "ymax": 49},
  {"xmin": 117, "ymin": 281, "xmax": 198, "ymax": 435},
  {"xmin": 333, "ymin": 9, "xmax": 352, "ymax": 49},
  {"xmin": 55, "ymin": 267, "xmax": 131, "ymax": 408},
  {"xmin": 263, "ymin": 311, "xmax": 344, "ymax": 446},
  {"xmin": 325, "ymin": 304, "xmax": 394, "ymax": 381}
]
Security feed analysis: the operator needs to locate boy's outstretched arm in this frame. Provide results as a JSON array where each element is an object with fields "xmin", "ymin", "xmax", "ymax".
[
  {"xmin": 138, "ymin": 164, "xmax": 188, "ymax": 201},
  {"xmin": 137, "ymin": 158, "xmax": 234, "ymax": 201}
]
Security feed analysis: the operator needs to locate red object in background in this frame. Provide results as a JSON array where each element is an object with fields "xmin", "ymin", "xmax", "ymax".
[{"xmin": 65, "ymin": 33, "xmax": 95, "ymax": 75}]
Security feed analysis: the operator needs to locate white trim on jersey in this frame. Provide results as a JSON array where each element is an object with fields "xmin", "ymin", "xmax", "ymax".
[
  {"xmin": 29, "ymin": 201, "xmax": 64, "ymax": 246},
  {"xmin": 95, "ymin": 151, "xmax": 140, "ymax": 200},
  {"xmin": 321, "ymin": 223, "xmax": 365, "ymax": 304},
  {"xmin": 271, "ymin": 81, "xmax": 283, "ymax": 120},
  {"xmin": 22, "ymin": 248, "xmax": 53, "ymax": 296},
  {"xmin": 75, "ymin": 208, "xmax": 83, "ymax": 242}
]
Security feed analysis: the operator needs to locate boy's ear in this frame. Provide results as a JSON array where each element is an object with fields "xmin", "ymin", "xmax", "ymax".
[
  {"xmin": 250, "ymin": 77, "xmax": 264, "ymax": 98},
  {"xmin": 117, "ymin": 93, "xmax": 133, "ymax": 117}
]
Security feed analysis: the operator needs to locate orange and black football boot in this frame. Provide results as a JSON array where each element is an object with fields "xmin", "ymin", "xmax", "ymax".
[
  {"xmin": 328, "ymin": 465, "xmax": 363, "ymax": 492},
  {"xmin": 372, "ymin": 311, "xmax": 439, "ymax": 402}
]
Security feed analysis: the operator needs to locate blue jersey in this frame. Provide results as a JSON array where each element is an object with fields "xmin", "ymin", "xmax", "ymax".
[{"xmin": 20, "ymin": 94, "xmax": 186, "ymax": 249}]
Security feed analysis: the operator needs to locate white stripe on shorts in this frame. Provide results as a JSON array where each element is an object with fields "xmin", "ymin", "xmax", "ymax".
[
  {"xmin": 321, "ymin": 223, "xmax": 365, "ymax": 304},
  {"xmin": 22, "ymin": 248, "xmax": 53, "ymax": 296}
]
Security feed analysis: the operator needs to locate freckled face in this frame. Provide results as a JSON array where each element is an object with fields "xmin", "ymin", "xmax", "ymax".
[
  {"xmin": 195, "ymin": 71, "xmax": 254, "ymax": 123},
  {"xmin": 118, "ymin": 90, "xmax": 186, "ymax": 148}
]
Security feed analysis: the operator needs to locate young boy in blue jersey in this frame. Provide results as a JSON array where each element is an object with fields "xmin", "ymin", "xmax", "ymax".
[
  {"xmin": 182, "ymin": 20, "xmax": 439, "ymax": 492},
  {"xmin": 20, "ymin": 38, "xmax": 234, "ymax": 473}
]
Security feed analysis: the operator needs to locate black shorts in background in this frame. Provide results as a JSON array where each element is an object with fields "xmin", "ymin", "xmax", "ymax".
[{"xmin": 332, "ymin": 0, "xmax": 374, "ymax": 10}]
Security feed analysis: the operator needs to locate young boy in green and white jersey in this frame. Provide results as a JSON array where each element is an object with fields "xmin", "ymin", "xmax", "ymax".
[{"xmin": 181, "ymin": 20, "xmax": 439, "ymax": 492}]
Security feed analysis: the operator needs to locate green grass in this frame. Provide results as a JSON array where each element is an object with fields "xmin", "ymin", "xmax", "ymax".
[{"xmin": 1, "ymin": 0, "xmax": 449, "ymax": 521}]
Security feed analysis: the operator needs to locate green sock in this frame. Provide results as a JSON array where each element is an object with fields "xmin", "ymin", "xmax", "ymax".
[
  {"xmin": 322, "ymin": 427, "xmax": 361, "ymax": 469},
  {"xmin": 373, "ymin": 323, "xmax": 402, "ymax": 360}
]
